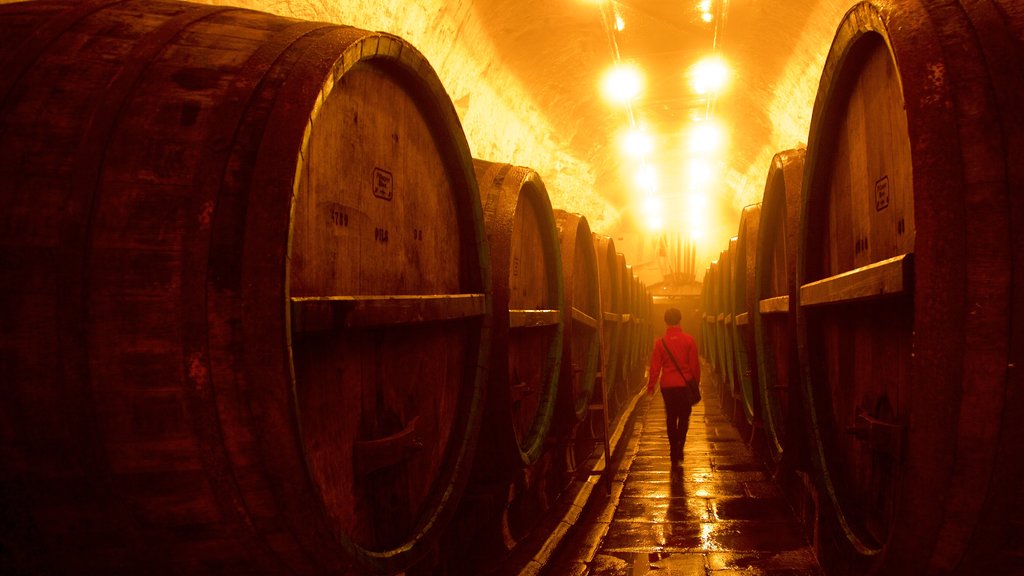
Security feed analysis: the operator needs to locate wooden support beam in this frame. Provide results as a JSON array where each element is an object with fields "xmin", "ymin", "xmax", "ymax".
[
  {"xmin": 291, "ymin": 293, "xmax": 486, "ymax": 332},
  {"xmin": 800, "ymin": 254, "xmax": 913, "ymax": 307},
  {"xmin": 759, "ymin": 295, "xmax": 790, "ymax": 314},
  {"xmin": 509, "ymin": 309, "xmax": 560, "ymax": 328},
  {"xmin": 572, "ymin": 307, "xmax": 598, "ymax": 330}
]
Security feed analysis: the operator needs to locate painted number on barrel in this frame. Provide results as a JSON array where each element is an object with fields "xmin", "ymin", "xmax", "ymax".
[
  {"xmin": 373, "ymin": 167, "xmax": 393, "ymax": 201},
  {"xmin": 375, "ymin": 227, "xmax": 389, "ymax": 243},
  {"xmin": 331, "ymin": 208, "xmax": 349, "ymax": 227},
  {"xmin": 413, "ymin": 228, "xmax": 424, "ymax": 241},
  {"xmin": 874, "ymin": 176, "xmax": 890, "ymax": 211}
]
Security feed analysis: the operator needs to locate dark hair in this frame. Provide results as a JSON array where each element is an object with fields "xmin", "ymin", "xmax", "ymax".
[{"xmin": 663, "ymin": 307, "xmax": 682, "ymax": 325}]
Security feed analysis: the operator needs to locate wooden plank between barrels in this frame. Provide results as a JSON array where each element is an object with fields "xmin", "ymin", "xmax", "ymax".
[
  {"xmin": 603, "ymin": 311, "xmax": 622, "ymax": 323},
  {"xmin": 508, "ymin": 309, "xmax": 561, "ymax": 328},
  {"xmin": 758, "ymin": 295, "xmax": 790, "ymax": 315},
  {"xmin": 571, "ymin": 306, "xmax": 598, "ymax": 330},
  {"xmin": 290, "ymin": 294, "xmax": 486, "ymax": 331},
  {"xmin": 799, "ymin": 254, "xmax": 913, "ymax": 308},
  {"xmin": 735, "ymin": 312, "xmax": 750, "ymax": 326}
]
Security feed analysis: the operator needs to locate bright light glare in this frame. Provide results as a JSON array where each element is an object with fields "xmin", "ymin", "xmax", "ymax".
[
  {"xmin": 635, "ymin": 164, "xmax": 658, "ymax": 191},
  {"xmin": 688, "ymin": 159, "xmax": 713, "ymax": 186},
  {"xmin": 698, "ymin": 0, "xmax": 712, "ymax": 10},
  {"xmin": 687, "ymin": 191, "xmax": 708, "ymax": 211},
  {"xmin": 701, "ymin": 12, "xmax": 713, "ymax": 22},
  {"xmin": 602, "ymin": 64, "xmax": 644, "ymax": 103},
  {"xmin": 622, "ymin": 128, "xmax": 653, "ymax": 157},
  {"xmin": 615, "ymin": 14, "xmax": 625, "ymax": 31},
  {"xmin": 690, "ymin": 56, "xmax": 730, "ymax": 95},
  {"xmin": 648, "ymin": 214, "xmax": 664, "ymax": 231},
  {"xmin": 643, "ymin": 195, "xmax": 663, "ymax": 215},
  {"xmin": 688, "ymin": 121, "xmax": 725, "ymax": 153}
]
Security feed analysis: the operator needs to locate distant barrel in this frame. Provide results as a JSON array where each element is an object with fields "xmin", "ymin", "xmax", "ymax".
[
  {"xmin": 703, "ymin": 262, "xmax": 720, "ymax": 372},
  {"xmin": 611, "ymin": 253, "xmax": 633, "ymax": 409},
  {"xmin": 796, "ymin": 2, "xmax": 1023, "ymax": 573},
  {"xmin": 752, "ymin": 149, "xmax": 805, "ymax": 465},
  {"xmin": 714, "ymin": 241, "xmax": 738, "ymax": 409},
  {"xmin": 553, "ymin": 210, "xmax": 600, "ymax": 423},
  {"xmin": 731, "ymin": 204, "xmax": 762, "ymax": 426},
  {"xmin": 592, "ymin": 235, "xmax": 621, "ymax": 418},
  {"xmin": 473, "ymin": 160, "xmax": 564, "ymax": 469},
  {"xmin": 0, "ymin": 2, "xmax": 490, "ymax": 574}
]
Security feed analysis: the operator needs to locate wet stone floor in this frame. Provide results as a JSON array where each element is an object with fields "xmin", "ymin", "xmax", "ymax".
[{"xmin": 544, "ymin": 381, "xmax": 823, "ymax": 576}]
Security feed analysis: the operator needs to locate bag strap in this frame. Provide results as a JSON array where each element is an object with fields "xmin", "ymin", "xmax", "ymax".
[{"xmin": 660, "ymin": 338, "xmax": 688, "ymax": 381}]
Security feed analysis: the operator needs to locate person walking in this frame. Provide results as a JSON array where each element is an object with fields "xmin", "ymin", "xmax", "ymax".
[{"xmin": 647, "ymin": 307, "xmax": 701, "ymax": 468}]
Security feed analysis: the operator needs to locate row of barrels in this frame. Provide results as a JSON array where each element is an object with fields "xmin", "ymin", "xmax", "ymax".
[
  {"xmin": 700, "ymin": 2, "xmax": 1024, "ymax": 575},
  {"xmin": 0, "ymin": 1, "xmax": 651, "ymax": 575}
]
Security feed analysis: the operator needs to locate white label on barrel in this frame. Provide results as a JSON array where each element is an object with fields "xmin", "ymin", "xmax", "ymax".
[
  {"xmin": 875, "ymin": 176, "xmax": 890, "ymax": 211},
  {"xmin": 373, "ymin": 167, "xmax": 393, "ymax": 201}
]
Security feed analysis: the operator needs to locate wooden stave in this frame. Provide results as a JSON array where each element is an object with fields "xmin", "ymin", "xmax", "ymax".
[
  {"xmin": 796, "ymin": 1, "xmax": 1021, "ymax": 573},
  {"xmin": 0, "ymin": 2, "xmax": 491, "ymax": 574}
]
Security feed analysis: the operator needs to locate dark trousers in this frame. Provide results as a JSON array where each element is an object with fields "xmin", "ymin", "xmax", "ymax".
[{"xmin": 662, "ymin": 387, "xmax": 692, "ymax": 461}]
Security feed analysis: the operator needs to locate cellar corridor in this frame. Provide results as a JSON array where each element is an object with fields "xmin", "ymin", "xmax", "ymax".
[{"xmin": 543, "ymin": 365, "xmax": 823, "ymax": 576}]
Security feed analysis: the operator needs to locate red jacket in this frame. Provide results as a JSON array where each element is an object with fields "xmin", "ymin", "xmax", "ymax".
[{"xmin": 647, "ymin": 325, "xmax": 700, "ymax": 392}]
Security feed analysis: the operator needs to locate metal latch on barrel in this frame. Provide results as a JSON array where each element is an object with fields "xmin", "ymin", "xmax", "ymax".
[{"xmin": 846, "ymin": 409, "xmax": 903, "ymax": 460}]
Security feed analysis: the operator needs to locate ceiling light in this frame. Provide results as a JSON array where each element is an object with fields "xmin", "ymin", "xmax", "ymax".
[
  {"xmin": 602, "ymin": 63, "xmax": 644, "ymax": 104},
  {"xmin": 687, "ymin": 121, "xmax": 725, "ymax": 153},
  {"xmin": 643, "ymin": 195, "xmax": 663, "ymax": 215},
  {"xmin": 688, "ymin": 158, "xmax": 713, "ymax": 186},
  {"xmin": 690, "ymin": 56, "xmax": 730, "ymax": 95},
  {"xmin": 635, "ymin": 164, "xmax": 658, "ymax": 191},
  {"xmin": 622, "ymin": 128, "xmax": 653, "ymax": 157}
]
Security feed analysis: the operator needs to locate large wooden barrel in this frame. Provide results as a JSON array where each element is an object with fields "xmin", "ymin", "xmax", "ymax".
[
  {"xmin": 796, "ymin": 2, "xmax": 1024, "ymax": 573},
  {"xmin": 0, "ymin": 2, "xmax": 491, "ymax": 574},
  {"xmin": 753, "ymin": 148, "xmax": 806, "ymax": 466},
  {"xmin": 731, "ymin": 203, "xmax": 761, "ymax": 427},
  {"xmin": 473, "ymin": 160, "xmax": 564, "ymax": 468},
  {"xmin": 553, "ymin": 210, "xmax": 601, "ymax": 423}
]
